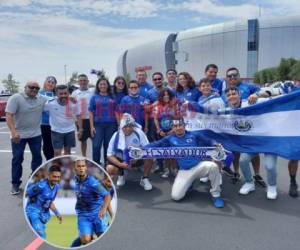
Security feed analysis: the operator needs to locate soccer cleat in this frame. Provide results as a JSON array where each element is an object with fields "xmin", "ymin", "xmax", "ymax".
[
  {"xmin": 231, "ymin": 173, "xmax": 241, "ymax": 184},
  {"xmin": 11, "ymin": 185, "xmax": 20, "ymax": 195},
  {"xmin": 267, "ymin": 185, "xmax": 277, "ymax": 200},
  {"xmin": 140, "ymin": 177, "xmax": 152, "ymax": 191},
  {"xmin": 239, "ymin": 182, "xmax": 255, "ymax": 195},
  {"xmin": 289, "ymin": 183, "xmax": 298, "ymax": 198},
  {"xmin": 200, "ymin": 177, "xmax": 209, "ymax": 183},
  {"xmin": 253, "ymin": 175, "xmax": 266, "ymax": 188},
  {"xmin": 161, "ymin": 168, "xmax": 170, "ymax": 178},
  {"xmin": 212, "ymin": 197, "xmax": 224, "ymax": 208},
  {"xmin": 222, "ymin": 167, "xmax": 235, "ymax": 177},
  {"xmin": 116, "ymin": 175, "xmax": 125, "ymax": 186}
]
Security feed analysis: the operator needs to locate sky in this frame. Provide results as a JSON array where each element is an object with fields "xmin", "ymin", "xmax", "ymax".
[{"xmin": 1, "ymin": 0, "xmax": 300, "ymax": 90}]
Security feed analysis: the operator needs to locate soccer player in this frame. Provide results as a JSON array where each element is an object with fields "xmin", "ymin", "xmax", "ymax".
[
  {"xmin": 25, "ymin": 165, "xmax": 62, "ymax": 239},
  {"xmin": 106, "ymin": 114, "xmax": 153, "ymax": 190},
  {"xmin": 145, "ymin": 118, "xmax": 225, "ymax": 208},
  {"xmin": 73, "ymin": 159, "xmax": 111, "ymax": 245}
]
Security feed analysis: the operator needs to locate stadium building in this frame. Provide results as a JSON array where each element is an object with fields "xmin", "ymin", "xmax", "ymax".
[{"xmin": 117, "ymin": 16, "xmax": 300, "ymax": 81}]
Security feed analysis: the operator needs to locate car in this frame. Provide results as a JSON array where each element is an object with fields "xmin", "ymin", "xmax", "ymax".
[{"xmin": 0, "ymin": 94, "xmax": 11, "ymax": 120}]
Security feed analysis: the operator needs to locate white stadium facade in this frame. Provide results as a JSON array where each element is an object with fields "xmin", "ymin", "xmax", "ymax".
[{"xmin": 117, "ymin": 16, "xmax": 300, "ymax": 81}]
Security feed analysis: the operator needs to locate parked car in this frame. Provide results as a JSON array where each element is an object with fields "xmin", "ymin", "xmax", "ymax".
[{"xmin": 0, "ymin": 94, "xmax": 11, "ymax": 120}]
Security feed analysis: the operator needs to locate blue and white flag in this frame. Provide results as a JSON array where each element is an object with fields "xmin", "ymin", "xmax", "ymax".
[{"xmin": 184, "ymin": 90, "xmax": 300, "ymax": 160}]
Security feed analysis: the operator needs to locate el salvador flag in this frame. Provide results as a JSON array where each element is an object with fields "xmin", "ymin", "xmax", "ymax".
[{"xmin": 184, "ymin": 89, "xmax": 300, "ymax": 160}]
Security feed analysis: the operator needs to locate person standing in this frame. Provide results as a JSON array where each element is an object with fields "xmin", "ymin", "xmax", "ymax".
[
  {"xmin": 39, "ymin": 76, "xmax": 57, "ymax": 160},
  {"xmin": 6, "ymin": 81, "xmax": 47, "ymax": 195},
  {"xmin": 89, "ymin": 78, "xmax": 118, "ymax": 165},
  {"xmin": 71, "ymin": 74, "xmax": 93, "ymax": 157}
]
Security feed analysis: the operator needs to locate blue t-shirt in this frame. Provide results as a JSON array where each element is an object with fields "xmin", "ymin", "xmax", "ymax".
[
  {"xmin": 145, "ymin": 87, "xmax": 161, "ymax": 104},
  {"xmin": 139, "ymin": 82, "xmax": 153, "ymax": 98},
  {"xmin": 75, "ymin": 175, "xmax": 109, "ymax": 217},
  {"xmin": 211, "ymin": 78, "xmax": 224, "ymax": 95},
  {"xmin": 26, "ymin": 179, "xmax": 60, "ymax": 221},
  {"xmin": 114, "ymin": 92, "xmax": 126, "ymax": 105},
  {"xmin": 176, "ymin": 87, "xmax": 199, "ymax": 105},
  {"xmin": 89, "ymin": 94, "xmax": 117, "ymax": 123},
  {"xmin": 39, "ymin": 90, "xmax": 55, "ymax": 125},
  {"xmin": 146, "ymin": 131, "xmax": 215, "ymax": 170},
  {"xmin": 119, "ymin": 95, "xmax": 145, "ymax": 125}
]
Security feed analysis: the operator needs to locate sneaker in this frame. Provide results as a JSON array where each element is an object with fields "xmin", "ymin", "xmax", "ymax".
[
  {"xmin": 116, "ymin": 175, "xmax": 125, "ymax": 186},
  {"xmin": 212, "ymin": 197, "xmax": 224, "ymax": 208},
  {"xmin": 289, "ymin": 183, "xmax": 298, "ymax": 198},
  {"xmin": 231, "ymin": 173, "xmax": 241, "ymax": 184},
  {"xmin": 200, "ymin": 177, "xmax": 209, "ymax": 183},
  {"xmin": 239, "ymin": 182, "xmax": 255, "ymax": 195},
  {"xmin": 11, "ymin": 185, "xmax": 20, "ymax": 195},
  {"xmin": 140, "ymin": 177, "xmax": 152, "ymax": 191},
  {"xmin": 222, "ymin": 167, "xmax": 234, "ymax": 177},
  {"xmin": 253, "ymin": 175, "xmax": 266, "ymax": 188},
  {"xmin": 161, "ymin": 168, "xmax": 170, "ymax": 178},
  {"xmin": 267, "ymin": 185, "xmax": 277, "ymax": 200}
]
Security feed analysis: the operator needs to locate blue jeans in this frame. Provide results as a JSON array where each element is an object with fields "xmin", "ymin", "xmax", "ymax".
[
  {"xmin": 11, "ymin": 135, "xmax": 42, "ymax": 186},
  {"xmin": 92, "ymin": 122, "xmax": 117, "ymax": 164},
  {"xmin": 264, "ymin": 154, "xmax": 277, "ymax": 186},
  {"xmin": 239, "ymin": 153, "xmax": 258, "ymax": 183},
  {"xmin": 240, "ymin": 153, "xmax": 277, "ymax": 186}
]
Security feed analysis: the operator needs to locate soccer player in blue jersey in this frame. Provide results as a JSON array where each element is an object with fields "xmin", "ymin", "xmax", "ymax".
[
  {"xmin": 26, "ymin": 165, "xmax": 62, "ymax": 239},
  {"xmin": 145, "ymin": 118, "xmax": 225, "ymax": 208},
  {"xmin": 73, "ymin": 158, "xmax": 111, "ymax": 245}
]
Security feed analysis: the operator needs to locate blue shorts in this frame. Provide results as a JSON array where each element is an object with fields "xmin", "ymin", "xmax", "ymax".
[
  {"xmin": 77, "ymin": 215, "xmax": 108, "ymax": 236},
  {"xmin": 27, "ymin": 212, "xmax": 46, "ymax": 239}
]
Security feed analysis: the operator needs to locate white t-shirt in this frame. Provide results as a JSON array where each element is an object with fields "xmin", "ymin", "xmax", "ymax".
[
  {"xmin": 71, "ymin": 88, "xmax": 93, "ymax": 119},
  {"xmin": 44, "ymin": 99, "xmax": 79, "ymax": 133},
  {"xmin": 107, "ymin": 130, "xmax": 149, "ymax": 159}
]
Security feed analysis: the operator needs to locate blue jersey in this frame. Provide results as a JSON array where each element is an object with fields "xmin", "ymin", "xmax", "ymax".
[
  {"xmin": 176, "ymin": 87, "xmax": 199, "ymax": 105},
  {"xmin": 89, "ymin": 94, "xmax": 117, "ymax": 123},
  {"xmin": 39, "ymin": 90, "xmax": 55, "ymax": 125},
  {"xmin": 145, "ymin": 87, "xmax": 161, "ymax": 104},
  {"xmin": 139, "ymin": 82, "xmax": 153, "ymax": 98},
  {"xmin": 211, "ymin": 78, "xmax": 224, "ymax": 95},
  {"xmin": 146, "ymin": 131, "xmax": 215, "ymax": 170},
  {"xmin": 114, "ymin": 92, "xmax": 126, "ymax": 105},
  {"xmin": 119, "ymin": 95, "xmax": 146, "ymax": 125},
  {"xmin": 75, "ymin": 175, "xmax": 109, "ymax": 217},
  {"xmin": 26, "ymin": 179, "xmax": 60, "ymax": 220}
]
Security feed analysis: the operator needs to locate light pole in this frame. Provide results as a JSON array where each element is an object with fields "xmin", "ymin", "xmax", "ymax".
[{"xmin": 64, "ymin": 64, "xmax": 67, "ymax": 84}]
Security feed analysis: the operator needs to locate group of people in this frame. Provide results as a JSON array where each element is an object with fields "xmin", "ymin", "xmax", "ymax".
[
  {"xmin": 25, "ymin": 158, "xmax": 114, "ymax": 246},
  {"xmin": 5, "ymin": 64, "xmax": 299, "ymax": 208}
]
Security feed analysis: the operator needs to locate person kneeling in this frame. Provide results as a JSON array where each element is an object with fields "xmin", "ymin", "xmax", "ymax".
[
  {"xmin": 145, "ymin": 118, "xmax": 224, "ymax": 208},
  {"xmin": 106, "ymin": 114, "xmax": 153, "ymax": 191}
]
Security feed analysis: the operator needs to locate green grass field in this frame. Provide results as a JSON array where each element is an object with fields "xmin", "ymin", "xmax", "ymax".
[{"xmin": 46, "ymin": 215, "xmax": 78, "ymax": 248}]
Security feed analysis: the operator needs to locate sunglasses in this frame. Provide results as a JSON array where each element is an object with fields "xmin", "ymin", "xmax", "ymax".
[
  {"xmin": 27, "ymin": 86, "xmax": 40, "ymax": 90},
  {"xmin": 117, "ymin": 81, "xmax": 125, "ymax": 85},
  {"xmin": 153, "ymin": 78, "xmax": 162, "ymax": 81},
  {"xmin": 227, "ymin": 73, "xmax": 239, "ymax": 78}
]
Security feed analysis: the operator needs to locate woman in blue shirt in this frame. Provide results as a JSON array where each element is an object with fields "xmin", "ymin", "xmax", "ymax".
[
  {"xmin": 89, "ymin": 78, "xmax": 118, "ymax": 165},
  {"xmin": 176, "ymin": 72, "xmax": 199, "ymax": 105},
  {"xmin": 113, "ymin": 76, "xmax": 128, "ymax": 105}
]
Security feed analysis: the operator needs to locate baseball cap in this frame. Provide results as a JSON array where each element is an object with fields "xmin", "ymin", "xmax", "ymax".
[{"xmin": 46, "ymin": 76, "xmax": 57, "ymax": 84}]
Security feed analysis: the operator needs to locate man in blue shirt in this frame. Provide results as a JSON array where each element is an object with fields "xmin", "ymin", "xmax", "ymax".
[
  {"xmin": 136, "ymin": 69, "xmax": 153, "ymax": 98},
  {"xmin": 26, "ymin": 165, "xmax": 62, "ymax": 239},
  {"xmin": 145, "ymin": 118, "xmax": 225, "ymax": 208},
  {"xmin": 74, "ymin": 158, "xmax": 111, "ymax": 245},
  {"xmin": 204, "ymin": 64, "xmax": 224, "ymax": 95}
]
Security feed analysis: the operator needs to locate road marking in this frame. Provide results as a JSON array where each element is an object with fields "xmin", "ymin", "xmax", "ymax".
[
  {"xmin": 24, "ymin": 237, "xmax": 44, "ymax": 250},
  {"xmin": 0, "ymin": 132, "xmax": 9, "ymax": 134},
  {"xmin": 0, "ymin": 126, "xmax": 8, "ymax": 130},
  {"xmin": 0, "ymin": 150, "xmax": 76, "ymax": 153}
]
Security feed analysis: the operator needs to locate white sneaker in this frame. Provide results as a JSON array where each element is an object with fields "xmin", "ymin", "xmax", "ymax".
[
  {"xmin": 117, "ymin": 175, "xmax": 125, "ymax": 186},
  {"xmin": 161, "ymin": 168, "xmax": 170, "ymax": 178},
  {"xmin": 200, "ymin": 177, "xmax": 209, "ymax": 183},
  {"xmin": 140, "ymin": 177, "xmax": 152, "ymax": 191},
  {"xmin": 267, "ymin": 185, "xmax": 277, "ymax": 200},
  {"xmin": 239, "ymin": 182, "xmax": 255, "ymax": 195}
]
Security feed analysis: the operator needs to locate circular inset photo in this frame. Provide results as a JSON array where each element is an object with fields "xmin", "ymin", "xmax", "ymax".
[{"xmin": 23, "ymin": 156, "xmax": 117, "ymax": 249}]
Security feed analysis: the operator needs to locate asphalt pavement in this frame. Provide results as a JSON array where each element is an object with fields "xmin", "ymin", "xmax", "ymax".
[{"xmin": 0, "ymin": 120, "xmax": 299, "ymax": 250}]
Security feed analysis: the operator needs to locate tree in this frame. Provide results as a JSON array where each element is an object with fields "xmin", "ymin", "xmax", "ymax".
[
  {"xmin": 277, "ymin": 58, "xmax": 297, "ymax": 81},
  {"xmin": 2, "ymin": 74, "xmax": 19, "ymax": 94},
  {"xmin": 289, "ymin": 61, "xmax": 300, "ymax": 80},
  {"xmin": 68, "ymin": 71, "xmax": 78, "ymax": 86}
]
